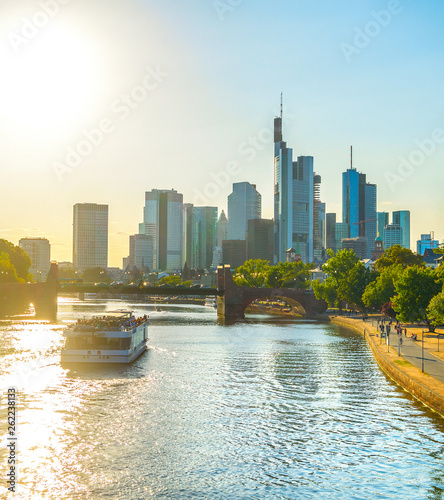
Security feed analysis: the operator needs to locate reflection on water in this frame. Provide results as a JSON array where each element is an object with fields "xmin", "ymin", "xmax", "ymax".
[{"xmin": 0, "ymin": 298, "xmax": 444, "ymax": 499}]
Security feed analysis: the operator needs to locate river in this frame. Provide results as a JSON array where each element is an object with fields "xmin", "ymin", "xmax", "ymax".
[{"xmin": 1, "ymin": 298, "xmax": 444, "ymax": 499}]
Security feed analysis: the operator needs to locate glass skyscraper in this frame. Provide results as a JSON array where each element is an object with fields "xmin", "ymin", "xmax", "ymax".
[
  {"xmin": 193, "ymin": 206, "xmax": 218, "ymax": 270},
  {"xmin": 392, "ymin": 210, "xmax": 410, "ymax": 249},
  {"xmin": 227, "ymin": 182, "xmax": 261, "ymax": 240}
]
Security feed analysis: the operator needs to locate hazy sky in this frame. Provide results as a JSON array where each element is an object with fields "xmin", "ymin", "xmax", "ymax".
[{"xmin": 1, "ymin": 0, "xmax": 443, "ymax": 266}]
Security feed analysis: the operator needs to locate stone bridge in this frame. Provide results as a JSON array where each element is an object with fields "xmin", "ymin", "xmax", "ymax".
[{"xmin": 216, "ymin": 265, "xmax": 327, "ymax": 319}]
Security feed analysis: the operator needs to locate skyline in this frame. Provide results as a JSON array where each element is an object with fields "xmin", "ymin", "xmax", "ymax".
[{"xmin": 1, "ymin": 1, "xmax": 443, "ymax": 266}]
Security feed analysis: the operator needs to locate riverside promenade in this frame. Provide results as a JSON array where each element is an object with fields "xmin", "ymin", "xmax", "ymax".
[{"xmin": 330, "ymin": 315, "xmax": 444, "ymax": 417}]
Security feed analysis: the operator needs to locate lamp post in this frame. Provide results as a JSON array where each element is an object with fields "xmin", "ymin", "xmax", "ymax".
[{"xmin": 422, "ymin": 329, "xmax": 425, "ymax": 373}]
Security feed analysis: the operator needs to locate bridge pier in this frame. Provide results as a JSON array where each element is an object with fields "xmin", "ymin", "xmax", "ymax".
[
  {"xmin": 217, "ymin": 265, "xmax": 248, "ymax": 319},
  {"xmin": 33, "ymin": 262, "xmax": 58, "ymax": 320}
]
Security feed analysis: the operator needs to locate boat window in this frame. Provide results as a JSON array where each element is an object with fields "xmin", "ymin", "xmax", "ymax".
[{"xmin": 120, "ymin": 338, "xmax": 131, "ymax": 350}]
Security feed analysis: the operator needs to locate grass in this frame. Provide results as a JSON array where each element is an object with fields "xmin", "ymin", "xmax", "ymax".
[{"xmin": 394, "ymin": 359, "xmax": 414, "ymax": 367}]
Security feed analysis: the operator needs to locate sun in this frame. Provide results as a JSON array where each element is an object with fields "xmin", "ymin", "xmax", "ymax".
[{"xmin": 1, "ymin": 25, "xmax": 101, "ymax": 135}]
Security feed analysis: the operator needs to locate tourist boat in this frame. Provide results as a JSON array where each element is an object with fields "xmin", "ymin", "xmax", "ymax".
[
  {"xmin": 205, "ymin": 296, "xmax": 217, "ymax": 308},
  {"xmin": 61, "ymin": 311, "xmax": 149, "ymax": 364}
]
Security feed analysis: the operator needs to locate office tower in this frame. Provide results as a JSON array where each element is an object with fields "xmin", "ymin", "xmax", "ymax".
[
  {"xmin": 139, "ymin": 189, "xmax": 183, "ymax": 271},
  {"xmin": 222, "ymin": 240, "xmax": 247, "ymax": 269},
  {"xmin": 417, "ymin": 233, "xmax": 439, "ymax": 255},
  {"xmin": 193, "ymin": 206, "xmax": 218, "ymax": 270},
  {"xmin": 274, "ymin": 113, "xmax": 293, "ymax": 263},
  {"xmin": 217, "ymin": 210, "xmax": 228, "ymax": 245},
  {"xmin": 341, "ymin": 237, "xmax": 367, "ymax": 259},
  {"xmin": 19, "ymin": 238, "xmax": 51, "ymax": 282},
  {"xmin": 227, "ymin": 182, "xmax": 261, "ymax": 240},
  {"xmin": 73, "ymin": 203, "xmax": 108, "ymax": 270},
  {"xmin": 377, "ymin": 212, "xmax": 389, "ymax": 241},
  {"xmin": 326, "ymin": 213, "xmax": 337, "ymax": 253},
  {"xmin": 384, "ymin": 224, "xmax": 403, "ymax": 250},
  {"xmin": 392, "ymin": 210, "xmax": 410, "ymax": 249},
  {"xmin": 313, "ymin": 174, "xmax": 325, "ymax": 262},
  {"xmin": 335, "ymin": 222, "xmax": 349, "ymax": 252},
  {"xmin": 342, "ymin": 149, "xmax": 377, "ymax": 258},
  {"xmin": 129, "ymin": 234, "xmax": 153, "ymax": 271},
  {"xmin": 247, "ymin": 219, "xmax": 274, "ymax": 262},
  {"xmin": 182, "ymin": 203, "xmax": 194, "ymax": 268}
]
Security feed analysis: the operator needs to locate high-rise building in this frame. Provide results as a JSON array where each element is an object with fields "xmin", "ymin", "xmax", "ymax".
[
  {"xmin": 341, "ymin": 237, "xmax": 367, "ymax": 259},
  {"xmin": 326, "ymin": 213, "xmax": 337, "ymax": 253},
  {"xmin": 377, "ymin": 212, "xmax": 389, "ymax": 241},
  {"xmin": 182, "ymin": 203, "xmax": 194, "ymax": 268},
  {"xmin": 193, "ymin": 206, "xmax": 218, "ymax": 270},
  {"xmin": 217, "ymin": 210, "xmax": 228, "ymax": 245},
  {"xmin": 392, "ymin": 210, "xmax": 410, "ymax": 249},
  {"xmin": 222, "ymin": 240, "xmax": 247, "ymax": 269},
  {"xmin": 73, "ymin": 203, "xmax": 108, "ymax": 270},
  {"xmin": 417, "ymin": 233, "xmax": 439, "ymax": 255},
  {"xmin": 19, "ymin": 238, "xmax": 51, "ymax": 282},
  {"xmin": 384, "ymin": 224, "xmax": 403, "ymax": 250},
  {"xmin": 139, "ymin": 189, "xmax": 183, "ymax": 271},
  {"xmin": 313, "ymin": 174, "xmax": 326, "ymax": 262},
  {"xmin": 335, "ymin": 222, "xmax": 349, "ymax": 252},
  {"xmin": 274, "ymin": 114, "xmax": 293, "ymax": 264},
  {"xmin": 247, "ymin": 219, "xmax": 274, "ymax": 263},
  {"xmin": 227, "ymin": 182, "xmax": 261, "ymax": 240},
  {"xmin": 342, "ymin": 150, "xmax": 376, "ymax": 258},
  {"xmin": 129, "ymin": 234, "xmax": 153, "ymax": 271}
]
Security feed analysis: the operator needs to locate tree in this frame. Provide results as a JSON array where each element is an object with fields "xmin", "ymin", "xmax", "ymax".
[
  {"xmin": 158, "ymin": 275, "xmax": 180, "ymax": 286},
  {"xmin": 345, "ymin": 261, "xmax": 377, "ymax": 310},
  {"xmin": 362, "ymin": 264, "xmax": 403, "ymax": 310},
  {"xmin": 375, "ymin": 244, "xmax": 424, "ymax": 272},
  {"xmin": 58, "ymin": 268, "xmax": 80, "ymax": 280},
  {"xmin": 265, "ymin": 261, "xmax": 312, "ymax": 289},
  {"xmin": 427, "ymin": 292, "xmax": 444, "ymax": 327},
  {"xmin": 0, "ymin": 239, "xmax": 32, "ymax": 282},
  {"xmin": 392, "ymin": 266, "xmax": 442, "ymax": 331},
  {"xmin": 82, "ymin": 267, "xmax": 111, "ymax": 284},
  {"xmin": 0, "ymin": 252, "xmax": 19, "ymax": 283},
  {"xmin": 233, "ymin": 259, "xmax": 271, "ymax": 287}
]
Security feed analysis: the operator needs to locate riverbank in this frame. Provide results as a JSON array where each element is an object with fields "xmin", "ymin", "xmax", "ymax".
[{"xmin": 330, "ymin": 315, "xmax": 444, "ymax": 417}]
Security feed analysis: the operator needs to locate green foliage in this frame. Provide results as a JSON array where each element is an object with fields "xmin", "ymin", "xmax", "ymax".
[
  {"xmin": 58, "ymin": 268, "xmax": 80, "ymax": 280},
  {"xmin": 82, "ymin": 267, "xmax": 111, "ymax": 284},
  {"xmin": 0, "ymin": 239, "xmax": 32, "ymax": 282},
  {"xmin": 428, "ymin": 292, "xmax": 444, "ymax": 326},
  {"xmin": 182, "ymin": 280, "xmax": 193, "ymax": 288},
  {"xmin": 375, "ymin": 244, "xmax": 424, "ymax": 272},
  {"xmin": 392, "ymin": 266, "xmax": 442, "ymax": 330},
  {"xmin": 265, "ymin": 261, "xmax": 312, "ymax": 289},
  {"xmin": 362, "ymin": 264, "xmax": 403, "ymax": 309},
  {"xmin": 0, "ymin": 252, "xmax": 19, "ymax": 283},
  {"xmin": 233, "ymin": 259, "xmax": 271, "ymax": 287},
  {"xmin": 158, "ymin": 275, "xmax": 181, "ymax": 286},
  {"xmin": 313, "ymin": 249, "xmax": 376, "ymax": 310}
]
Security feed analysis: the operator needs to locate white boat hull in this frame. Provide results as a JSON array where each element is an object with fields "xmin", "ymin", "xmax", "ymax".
[{"xmin": 61, "ymin": 342, "xmax": 147, "ymax": 364}]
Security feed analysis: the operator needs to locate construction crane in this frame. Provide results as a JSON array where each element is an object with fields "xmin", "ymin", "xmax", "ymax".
[{"xmin": 353, "ymin": 218, "xmax": 377, "ymax": 236}]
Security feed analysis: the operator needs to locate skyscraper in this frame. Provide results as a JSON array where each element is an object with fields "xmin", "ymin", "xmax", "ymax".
[
  {"xmin": 392, "ymin": 210, "xmax": 410, "ymax": 249},
  {"xmin": 342, "ymin": 149, "xmax": 377, "ymax": 258},
  {"xmin": 73, "ymin": 203, "xmax": 108, "ymax": 270},
  {"xmin": 247, "ymin": 219, "xmax": 274, "ymax": 262},
  {"xmin": 227, "ymin": 182, "xmax": 261, "ymax": 240},
  {"xmin": 182, "ymin": 203, "xmax": 194, "ymax": 268},
  {"xmin": 193, "ymin": 206, "xmax": 218, "ymax": 270},
  {"xmin": 313, "ymin": 174, "xmax": 325, "ymax": 262},
  {"xmin": 273, "ymin": 109, "xmax": 314, "ymax": 264},
  {"xmin": 139, "ymin": 189, "xmax": 183, "ymax": 271},
  {"xmin": 384, "ymin": 224, "xmax": 403, "ymax": 250},
  {"xmin": 19, "ymin": 237, "xmax": 51, "ymax": 282},
  {"xmin": 326, "ymin": 213, "xmax": 337, "ymax": 253},
  {"xmin": 129, "ymin": 234, "xmax": 153, "ymax": 271},
  {"xmin": 217, "ymin": 210, "xmax": 228, "ymax": 245},
  {"xmin": 274, "ymin": 114, "xmax": 293, "ymax": 263},
  {"xmin": 377, "ymin": 212, "xmax": 389, "ymax": 241}
]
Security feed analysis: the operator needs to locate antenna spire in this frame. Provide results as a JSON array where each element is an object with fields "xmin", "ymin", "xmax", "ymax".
[
  {"xmin": 280, "ymin": 92, "xmax": 283, "ymax": 122},
  {"xmin": 351, "ymin": 145, "xmax": 353, "ymax": 170}
]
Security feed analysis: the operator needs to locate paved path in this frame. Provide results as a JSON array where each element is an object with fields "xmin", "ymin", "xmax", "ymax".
[{"xmin": 368, "ymin": 318, "xmax": 444, "ymax": 384}]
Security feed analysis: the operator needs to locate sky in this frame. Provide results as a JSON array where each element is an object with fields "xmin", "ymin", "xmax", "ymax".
[{"xmin": 0, "ymin": 0, "xmax": 443, "ymax": 267}]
